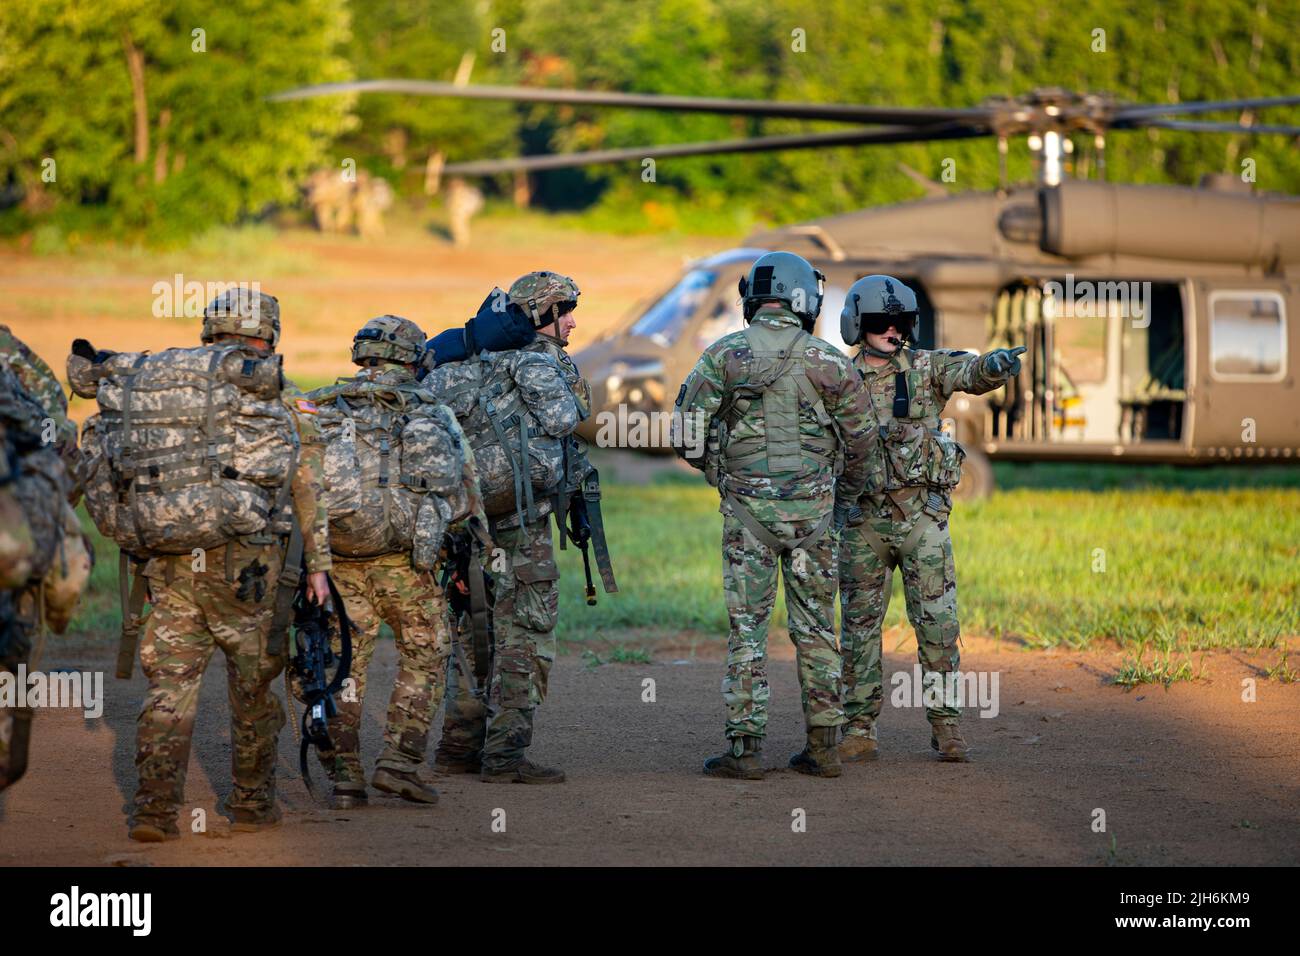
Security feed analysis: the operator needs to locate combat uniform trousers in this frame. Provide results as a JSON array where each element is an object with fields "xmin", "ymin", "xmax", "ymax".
[
  {"xmin": 721, "ymin": 498, "xmax": 845, "ymax": 741},
  {"xmin": 438, "ymin": 516, "xmax": 558, "ymax": 773},
  {"xmin": 838, "ymin": 490, "xmax": 962, "ymax": 735},
  {"xmin": 327, "ymin": 553, "xmax": 451, "ymax": 780},
  {"xmin": 133, "ymin": 540, "xmax": 287, "ymax": 828}
]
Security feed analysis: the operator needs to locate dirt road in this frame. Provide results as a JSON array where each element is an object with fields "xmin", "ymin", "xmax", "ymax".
[{"xmin": 3, "ymin": 634, "xmax": 1296, "ymax": 867}]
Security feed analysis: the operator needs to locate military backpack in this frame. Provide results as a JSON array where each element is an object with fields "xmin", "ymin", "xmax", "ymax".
[{"xmin": 310, "ymin": 375, "xmax": 471, "ymax": 569}]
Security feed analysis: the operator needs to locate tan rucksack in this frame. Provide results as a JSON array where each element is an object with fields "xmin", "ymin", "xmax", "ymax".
[
  {"xmin": 311, "ymin": 376, "xmax": 471, "ymax": 568},
  {"xmin": 70, "ymin": 345, "xmax": 299, "ymax": 556},
  {"xmin": 424, "ymin": 350, "xmax": 567, "ymax": 524}
]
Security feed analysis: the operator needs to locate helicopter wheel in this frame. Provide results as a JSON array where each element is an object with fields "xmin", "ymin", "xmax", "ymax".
[{"xmin": 953, "ymin": 447, "xmax": 994, "ymax": 502}]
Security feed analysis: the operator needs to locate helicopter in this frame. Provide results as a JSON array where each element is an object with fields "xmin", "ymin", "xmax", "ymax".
[{"xmin": 271, "ymin": 82, "xmax": 1300, "ymax": 497}]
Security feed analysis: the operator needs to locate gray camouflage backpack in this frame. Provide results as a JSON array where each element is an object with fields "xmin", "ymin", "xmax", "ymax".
[
  {"xmin": 69, "ymin": 345, "xmax": 299, "ymax": 556},
  {"xmin": 310, "ymin": 374, "xmax": 471, "ymax": 569},
  {"xmin": 423, "ymin": 349, "xmax": 568, "ymax": 526}
]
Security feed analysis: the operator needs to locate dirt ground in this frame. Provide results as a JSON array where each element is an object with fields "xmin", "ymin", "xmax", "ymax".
[{"xmin": 3, "ymin": 632, "xmax": 1297, "ymax": 867}]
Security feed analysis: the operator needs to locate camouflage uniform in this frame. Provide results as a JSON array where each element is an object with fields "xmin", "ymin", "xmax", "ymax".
[
  {"xmin": 0, "ymin": 325, "xmax": 80, "ymax": 500},
  {"xmin": 677, "ymin": 305, "xmax": 874, "ymax": 743},
  {"xmin": 0, "ymin": 362, "xmax": 73, "ymax": 791},
  {"xmin": 839, "ymin": 346, "xmax": 1007, "ymax": 737},
  {"xmin": 308, "ymin": 356, "xmax": 461, "ymax": 792},
  {"xmin": 434, "ymin": 280, "xmax": 583, "ymax": 778},
  {"xmin": 120, "ymin": 292, "xmax": 332, "ymax": 833}
]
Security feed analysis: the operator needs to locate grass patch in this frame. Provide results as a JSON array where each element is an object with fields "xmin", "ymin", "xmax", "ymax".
[{"xmin": 67, "ymin": 475, "xmax": 1300, "ymax": 668}]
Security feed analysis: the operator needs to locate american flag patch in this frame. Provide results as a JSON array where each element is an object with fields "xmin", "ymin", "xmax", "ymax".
[{"xmin": 295, "ymin": 399, "xmax": 318, "ymax": 414}]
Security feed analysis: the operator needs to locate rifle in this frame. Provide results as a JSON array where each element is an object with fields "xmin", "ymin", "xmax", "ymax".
[
  {"xmin": 564, "ymin": 493, "xmax": 598, "ymax": 606},
  {"xmin": 287, "ymin": 572, "xmax": 352, "ymax": 799},
  {"xmin": 556, "ymin": 467, "xmax": 617, "ymax": 603},
  {"xmin": 439, "ymin": 527, "xmax": 494, "ymax": 690}
]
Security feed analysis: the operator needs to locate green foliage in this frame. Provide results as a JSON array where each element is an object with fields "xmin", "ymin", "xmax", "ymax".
[
  {"xmin": 0, "ymin": 0, "xmax": 354, "ymax": 243},
  {"xmin": 341, "ymin": 0, "xmax": 519, "ymax": 192},
  {"xmin": 4, "ymin": 0, "xmax": 1298, "ymax": 238}
]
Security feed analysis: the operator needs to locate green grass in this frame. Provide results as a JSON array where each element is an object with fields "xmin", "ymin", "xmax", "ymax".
[{"xmin": 69, "ymin": 469, "xmax": 1300, "ymax": 665}]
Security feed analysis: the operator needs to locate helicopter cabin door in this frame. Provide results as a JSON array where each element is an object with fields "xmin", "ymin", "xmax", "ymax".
[
  {"xmin": 1188, "ymin": 280, "xmax": 1295, "ymax": 457},
  {"xmin": 987, "ymin": 278, "xmax": 1188, "ymax": 450}
]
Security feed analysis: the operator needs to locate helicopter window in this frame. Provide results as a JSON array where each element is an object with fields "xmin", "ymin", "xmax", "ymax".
[
  {"xmin": 1209, "ymin": 293, "xmax": 1286, "ymax": 379},
  {"xmin": 629, "ymin": 269, "xmax": 718, "ymax": 347},
  {"xmin": 695, "ymin": 296, "xmax": 745, "ymax": 351}
]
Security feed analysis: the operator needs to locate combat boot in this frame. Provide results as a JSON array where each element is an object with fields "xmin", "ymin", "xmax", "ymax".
[
  {"xmin": 434, "ymin": 750, "xmax": 482, "ymax": 775},
  {"xmin": 230, "ymin": 805, "xmax": 283, "ymax": 833},
  {"xmin": 703, "ymin": 736, "xmax": 765, "ymax": 780},
  {"xmin": 128, "ymin": 818, "xmax": 180, "ymax": 843},
  {"xmin": 839, "ymin": 723, "xmax": 879, "ymax": 763},
  {"xmin": 789, "ymin": 727, "xmax": 842, "ymax": 778},
  {"xmin": 930, "ymin": 719, "xmax": 970, "ymax": 762},
  {"xmin": 372, "ymin": 767, "xmax": 440, "ymax": 804},
  {"xmin": 480, "ymin": 758, "xmax": 566, "ymax": 784},
  {"xmin": 332, "ymin": 781, "xmax": 368, "ymax": 810}
]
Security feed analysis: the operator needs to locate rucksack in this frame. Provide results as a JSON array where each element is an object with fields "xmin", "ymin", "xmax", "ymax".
[
  {"xmin": 424, "ymin": 350, "xmax": 567, "ymax": 524},
  {"xmin": 70, "ymin": 345, "xmax": 298, "ymax": 556},
  {"xmin": 310, "ymin": 374, "xmax": 471, "ymax": 567}
]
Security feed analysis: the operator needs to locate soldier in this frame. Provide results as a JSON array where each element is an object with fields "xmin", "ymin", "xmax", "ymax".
[
  {"xmin": 430, "ymin": 272, "xmax": 586, "ymax": 784},
  {"xmin": 836, "ymin": 275, "xmax": 1024, "ymax": 762},
  {"xmin": 674, "ymin": 251, "xmax": 875, "ymax": 779},
  {"xmin": 0, "ymin": 362, "xmax": 82, "ymax": 792},
  {"xmin": 307, "ymin": 315, "xmax": 480, "ymax": 808},
  {"xmin": 0, "ymin": 325, "xmax": 81, "ymax": 496},
  {"xmin": 71, "ymin": 289, "xmax": 332, "ymax": 840}
]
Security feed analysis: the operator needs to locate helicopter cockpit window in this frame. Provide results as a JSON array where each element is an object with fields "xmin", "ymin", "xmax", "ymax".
[
  {"xmin": 695, "ymin": 295, "xmax": 745, "ymax": 351},
  {"xmin": 630, "ymin": 269, "xmax": 718, "ymax": 347},
  {"xmin": 1210, "ymin": 293, "xmax": 1286, "ymax": 379}
]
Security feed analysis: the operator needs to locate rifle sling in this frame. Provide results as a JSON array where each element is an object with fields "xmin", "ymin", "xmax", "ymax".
[
  {"xmin": 268, "ymin": 523, "xmax": 304, "ymax": 658},
  {"xmin": 115, "ymin": 551, "xmax": 149, "ymax": 680},
  {"xmin": 582, "ymin": 468, "xmax": 618, "ymax": 593}
]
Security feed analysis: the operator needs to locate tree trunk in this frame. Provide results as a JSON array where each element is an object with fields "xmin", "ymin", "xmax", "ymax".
[{"xmin": 122, "ymin": 31, "xmax": 148, "ymax": 165}]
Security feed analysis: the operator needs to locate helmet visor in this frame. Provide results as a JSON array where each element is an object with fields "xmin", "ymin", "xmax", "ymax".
[{"xmin": 861, "ymin": 311, "xmax": 916, "ymax": 336}]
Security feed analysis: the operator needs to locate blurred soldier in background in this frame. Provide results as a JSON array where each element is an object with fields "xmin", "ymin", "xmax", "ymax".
[
  {"xmin": 673, "ymin": 251, "xmax": 874, "ymax": 780},
  {"xmin": 836, "ymin": 275, "xmax": 1024, "ymax": 762},
  {"xmin": 446, "ymin": 177, "xmax": 484, "ymax": 248}
]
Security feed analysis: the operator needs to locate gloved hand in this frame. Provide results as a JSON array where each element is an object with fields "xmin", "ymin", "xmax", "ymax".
[
  {"xmin": 833, "ymin": 496, "xmax": 863, "ymax": 531},
  {"xmin": 984, "ymin": 345, "xmax": 1027, "ymax": 378}
]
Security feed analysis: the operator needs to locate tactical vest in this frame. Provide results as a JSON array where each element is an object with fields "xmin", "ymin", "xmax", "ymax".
[
  {"xmin": 311, "ymin": 375, "xmax": 470, "ymax": 567},
  {"xmin": 72, "ymin": 345, "xmax": 299, "ymax": 556},
  {"xmin": 425, "ymin": 351, "xmax": 566, "ymax": 526},
  {"xmin": 864, "ymin": 349, "xmax": 966, "ymax": 495},
  {"xmin": 720, "ymin": 323, "xmax": 843, "ymax": 482}
]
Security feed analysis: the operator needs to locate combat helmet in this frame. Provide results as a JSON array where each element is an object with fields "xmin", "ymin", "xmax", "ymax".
[
  {"xmin": 841, "ymin": 275, "xmax": 919, "ymax": 355},
  {"xmin": 351, "ymin": 314, "xmax": 427, "ymax": 366},
  {"xmin": 738, "ymin": 251, "xmax": 826, "ymax": 330},
  {"xmin": 508, "ymin": 271, "xmax": 580, "ymax": 329},
  {"xmin": 201, "ymin": 288, "xmax": 281, "ymax": 348}
]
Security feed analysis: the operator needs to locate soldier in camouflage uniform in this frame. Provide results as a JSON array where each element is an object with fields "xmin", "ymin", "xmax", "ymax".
[
  {"xmin": 0, "ymin": 361, "xmax": 79, "ymax": 792},
  {"xmin": 0, "ymin": 325, "xmax": 81, "ymax": 500},
  {"xmin": 836, "ymin": 275, "xmax": 1023, "ymax": 762},
  {"xmin": 306, "ymin": 315, "xmax": 473, "ymax": 808},
  {"xmin": 674, "ymin": 252, "xmax": 875, "ymax": 779},
  {"xmin": 73, "ymin": 290, "xmax": 334, "ymax": 841},
  {"xmin": 432, "ymin": 271, "xmax": 584, "ymax": 784}
]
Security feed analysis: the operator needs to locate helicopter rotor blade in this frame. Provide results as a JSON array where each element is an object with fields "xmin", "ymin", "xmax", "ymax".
[
  {"xmin": 1114, "ymin": 95, "xmax": 1300, "ymax": 123},
  {"xmin": 269, "ymin": 79, "xmax": 990, "ymax": 125},
  {"xmin": 441, "ymin": 123, "xmax": 990, "ymax": 176},
  {"xmin": 1125, "ymin": 119, "xmax": 1300, "ymax": 136}
]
